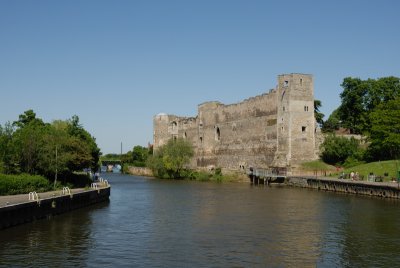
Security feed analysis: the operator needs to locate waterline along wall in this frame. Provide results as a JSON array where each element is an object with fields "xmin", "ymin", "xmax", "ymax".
[
  {"xmin": 0, "ymin": 187, "xmax": 110, "ymax": 230},
  {"xmin": 286, "ymin": 177, "xmax": 400, "ymax": 199}
]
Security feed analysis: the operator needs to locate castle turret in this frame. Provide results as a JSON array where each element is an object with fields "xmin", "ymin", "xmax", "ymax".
[{"xmin": 274, "ymin": 73, "xmax": 316, "ymax": 168}]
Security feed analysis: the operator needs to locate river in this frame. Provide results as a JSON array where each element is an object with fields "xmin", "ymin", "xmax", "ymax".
[{"xmin": 1, "ymin": 173, "xmax": 400, "ymax": 267}]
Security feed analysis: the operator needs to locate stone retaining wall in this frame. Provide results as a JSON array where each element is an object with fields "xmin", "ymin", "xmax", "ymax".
[
  {"xmin": 286, "ymin": 177, "xmax": 400, "ymax": 199},
  {"xmin": 0, "ymin": 187, "xmax": 110, "ymax": 230}
]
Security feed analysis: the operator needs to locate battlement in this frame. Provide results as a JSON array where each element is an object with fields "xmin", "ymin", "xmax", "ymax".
[{"xmin": 153, "ymin": 74, "xmax": 318, "ymax": 170}]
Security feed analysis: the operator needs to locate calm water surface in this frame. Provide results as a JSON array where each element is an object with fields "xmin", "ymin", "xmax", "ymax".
[{"xmin": 1, "ymin": 173, "xmax": 400, "ymax": 267}]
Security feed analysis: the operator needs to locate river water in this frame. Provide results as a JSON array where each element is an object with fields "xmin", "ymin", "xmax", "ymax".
[{"xmin": 1, "ymin": 173, "xmax": 400, "ymax": 267}]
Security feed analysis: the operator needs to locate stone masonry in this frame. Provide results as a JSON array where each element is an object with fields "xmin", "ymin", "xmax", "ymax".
[{"xmin": 153, "ymin": 74, "xmax": 318, "ymax": 172}]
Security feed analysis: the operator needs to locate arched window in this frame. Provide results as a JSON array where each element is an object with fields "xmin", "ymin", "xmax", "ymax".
[{"xmin": 171, "ymin": 121, "xmax": 177, "ymax": 130}]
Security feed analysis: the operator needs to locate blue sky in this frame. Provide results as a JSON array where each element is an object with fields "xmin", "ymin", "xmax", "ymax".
[{"xmin": 1, "ymin": 0, "xmax": 399, "ymax": 154}]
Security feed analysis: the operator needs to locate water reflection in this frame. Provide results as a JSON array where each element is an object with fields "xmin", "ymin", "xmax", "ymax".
[
  {"xmin": 0, "ymin": 201, "xmax": 109, "ymax": 267},
  {"xmin": 1, "ymin": 174, "xmax": 400, "ymax": 267}
]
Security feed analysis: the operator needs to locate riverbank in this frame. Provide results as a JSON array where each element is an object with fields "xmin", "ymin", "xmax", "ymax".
[
  {"xmin": 286, "ymin": 176, "xmax": 400, "ymax": 199},
  {"xmin": 0, "ymin": 182, "xmax": 110, "ymax": 230}
]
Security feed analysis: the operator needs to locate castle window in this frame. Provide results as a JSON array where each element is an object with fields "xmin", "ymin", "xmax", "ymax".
[
  {"xmin": 173, "ymin": 135, "xmax": 177, "ymax": 140},
  {"xmin": 215, "ymin": 127, "xmax": 221, "ymax": 141},
  {"xmin": 304, "ymin": 106, "xmax": 309, "ymax": 112},
  {"xmin": 283, "ymin": 106, "xmax": 285, "ymax": 111},
  {"xmin": 200, "ymin": 137, "xmax": 203, "ymax": 144},
  {"xmin": 302, "ymin": 126, "xmax": 306, "ymax": 132},
  {"xmin": 171, "ymin": 121, "xmax": 177, "ymax": 130},
  {"xmin": 300, "ymin": 78, "xmax": 303, "ymax": 85},
  {"xmin": 183, "ymin": 132, "xmax": 187, "ymax": 139},
  {"xmin": 284, "ymin": 80, "xmax": 289, "ymax": 87}
]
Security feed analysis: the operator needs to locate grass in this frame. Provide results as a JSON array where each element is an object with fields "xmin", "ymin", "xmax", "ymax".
[
  {"xmin": 342, "ymin": 160, "xmax": 400, "ymax": 181},
  {"xmin": 300, "ymin": 160, "xmax": 337, "ymax": 171}
]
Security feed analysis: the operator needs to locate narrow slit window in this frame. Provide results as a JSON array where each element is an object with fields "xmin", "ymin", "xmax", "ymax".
[{"xmin": 302, "ymin": 126, "xmax": 306, "ymax": 132}]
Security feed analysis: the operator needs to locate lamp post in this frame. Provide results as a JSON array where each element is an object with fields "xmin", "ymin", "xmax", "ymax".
[{"xmin": 54, "ymin": 145, "xmax": 58, "ymax": 188}]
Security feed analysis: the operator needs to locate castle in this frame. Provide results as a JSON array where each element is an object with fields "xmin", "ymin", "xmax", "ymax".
[{"xmin": 153, "ymin": 73, "xmax": 319, "ymax": 172}]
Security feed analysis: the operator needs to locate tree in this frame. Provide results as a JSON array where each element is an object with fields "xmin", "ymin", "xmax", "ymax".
[
  {"xmin": 338, "ymin": 77, "xmax": 368, "ymax": 134},
  {"xmin": 12, "ymin": 120, "xmax": 46, "ymax": 174},
  {"xmin": 67, "ymin": 115, "xmax": 101, "ymax": 171},
  {"xmin": 322, "ymin": 108, "xmax": 341, "ymax": 132},
  {"xmin": 367, "ymin": 98, "xmax": 400, "ymax": 161},
  {"xmin": 338, "ymin": 76, "xmax": 400, "ymax": 134},
  {"xmin": 320, "ymin": 134, "xmax": 362, "ymax": 165},
  {"xmin": 314, "ymin": 99, "xmax": 324, "ymax": 126},
  {"xmin": 162, "ymin": 138, "xmax": 194, "ymax": 178},
  {"xmin": 0, "ymin": 122, "xmax": 16, "ymax": 173},
  {"xmin": 147, "ymin": 138, "xmax": 194, "ymax": 179},
  {"xmin": 12, "ymin": 109, "xmax": 44, "ymax": 129}
]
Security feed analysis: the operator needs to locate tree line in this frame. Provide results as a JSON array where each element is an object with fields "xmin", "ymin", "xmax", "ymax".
[
  {"xmin": 320, "ymin": 76, "xmax": 400, "ymax": 166},
  {"xmin": 0, "ymin": 110, "xmax": 101, "ymax": 185}
]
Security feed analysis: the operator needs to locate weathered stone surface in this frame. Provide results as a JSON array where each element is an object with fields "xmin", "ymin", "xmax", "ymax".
[{"xmin": 153, "ymin": 74, "xmax": 318, "ymax": 172}]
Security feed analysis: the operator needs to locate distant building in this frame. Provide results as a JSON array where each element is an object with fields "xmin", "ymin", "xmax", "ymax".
[{"xmin": 153, "ymin": 74, "xmax": 319, "ymax": 172}]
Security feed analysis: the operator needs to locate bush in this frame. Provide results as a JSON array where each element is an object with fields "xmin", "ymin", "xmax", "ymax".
[
  {"xmin": 320, "ymin": 135, "xmax": 363, "ymax": 165},
  {"xmin": 0, "ymin": 173, "xmax": 51, "ymax": 195}
]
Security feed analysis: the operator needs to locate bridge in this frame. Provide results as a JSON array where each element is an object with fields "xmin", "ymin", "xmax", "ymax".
[{"xmin": 100, "ymin": 160, "xmax": 122, "ymax": 172}]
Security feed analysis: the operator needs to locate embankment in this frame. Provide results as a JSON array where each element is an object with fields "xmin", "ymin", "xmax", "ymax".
[
  {"xmin": 0, "ymin": 186, "xmax": 110, "ymax": 230},
  {"xmin": 286, "ymin": 176, "xmax": 400, "ymax": 199}
]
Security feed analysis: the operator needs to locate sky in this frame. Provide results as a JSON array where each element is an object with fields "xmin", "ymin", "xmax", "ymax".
[{"xmin": 1, "ymin": 0, "xmax": 399, "ymax": 154}]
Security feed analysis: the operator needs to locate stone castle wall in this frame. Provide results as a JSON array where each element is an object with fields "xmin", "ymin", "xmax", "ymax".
[{"xmin": 153, "ymin": 74, "xmax": 318, "ymax": 172}]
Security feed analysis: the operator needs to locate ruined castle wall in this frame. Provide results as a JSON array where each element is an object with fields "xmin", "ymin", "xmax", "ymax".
[
  {"xmin": 153, "ymin": 73, "xmax": 318, "ymax": 172},
  {"xmin": 196, "ymin": 91, "xmax": 279, "ymax": 169}
]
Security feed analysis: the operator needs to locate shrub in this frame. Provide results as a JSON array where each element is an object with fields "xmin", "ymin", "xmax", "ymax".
[{"xmin": 0, "ymin": 173, "xmax": 51, "ymax": 195}]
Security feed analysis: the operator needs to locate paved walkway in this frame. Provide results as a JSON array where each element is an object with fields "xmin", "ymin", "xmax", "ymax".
[
  {"xmin": 0, "ymin": 182, "xmax": 110, "ymax": 208},
  {"xmin": 0, "ymin": 188, "xmax": 89, "ymax": 208}
]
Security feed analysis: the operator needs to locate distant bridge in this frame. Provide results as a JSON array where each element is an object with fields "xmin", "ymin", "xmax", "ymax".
[{"xmin": 101, "ymin": 159, "xmax": 122, "ymax": 166}]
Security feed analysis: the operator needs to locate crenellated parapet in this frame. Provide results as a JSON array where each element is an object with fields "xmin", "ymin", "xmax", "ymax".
[{"xmin": 153, "ymin": 74, "xmax": 319, "ymax": 172}]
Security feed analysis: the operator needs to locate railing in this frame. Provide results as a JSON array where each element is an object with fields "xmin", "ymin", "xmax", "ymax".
[
  {"xmin": 248, "ymin": 168, "xmax": 287, "ymax": 177},
  {"xmin": 62, "ymin": 187, "xmax": 71, "ymax": 195},
  {"xmin": 28, "ymin": 192, "xmax": 39, "ymax": 202}
]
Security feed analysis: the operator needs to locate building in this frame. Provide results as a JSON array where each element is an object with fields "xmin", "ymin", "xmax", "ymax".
[{"xmin": 153, "ymin": 73, "xmax": 319, "ymax": 172}]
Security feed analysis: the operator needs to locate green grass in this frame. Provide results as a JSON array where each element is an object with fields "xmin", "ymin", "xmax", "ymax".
[
  {"xmin": 342, "ymin": 160, "xmax": 400, "ymax": 181},
  {"xmin": 0, "ymin": 174, "xmax": 52, "ymax": 196},
  {"xmin": 300, "ymin": 160, "xmax": 337, "ymax": 171}
]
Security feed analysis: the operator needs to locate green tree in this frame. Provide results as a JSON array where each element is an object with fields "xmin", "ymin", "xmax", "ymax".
[
  {"xmin": 0, "ymin": 122, "xmax": 16, "ymax": 173},
  {"xmin": 162, "ymin": 138, "xmax": 194, "ymax": 178},
  {"xmin": 314, "ymin": 99, "xmax": 324, "ymax": 126},
  {"xmin": 338, "ymin": 76, "xmax": 400, "ymax": 134},
  {"xmin": 338, "ymin": 78, "xmax": 367, "ymax": 134},
  {"xmin": 67, "ymin": 115, "xmax": 101, "ymax": 171},
  {"xmin": 322, "ymin": 108, "xmax": 341, "ymax": 132},
  {"xmin": 12, "ymin": 109, "xmax": 44, "ymax": 128},
  {"xmin": 320, "ymin": 134, "xmax": 362, "ymax": 165},
  {"xmin": 367, "ymin": 98, "xmax": 400, "ymax": 161},
  {"xmin": 147, "ymin": 138, "xmax": 194, "ymax": 179},
  {"xmin": 12, "ymin": 120, "xmax": 46, "ymax": 174},
  {"xmin": 146, "ymin": 147, "xmax": 166, "ymax": 178}
]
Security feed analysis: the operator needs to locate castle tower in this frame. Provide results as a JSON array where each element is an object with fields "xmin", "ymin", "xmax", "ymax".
[{"xmin": 274, "ymin": 73, "xmax": 316, "ymax": 168}]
